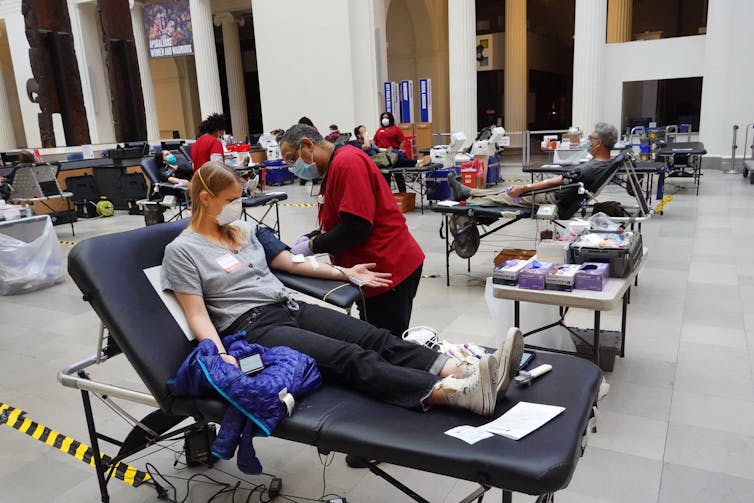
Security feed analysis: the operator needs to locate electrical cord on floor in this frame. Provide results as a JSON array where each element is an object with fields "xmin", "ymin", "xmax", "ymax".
[{"xmin": 317, "ymin": 452, "xmax": 335, "ymax": 500}]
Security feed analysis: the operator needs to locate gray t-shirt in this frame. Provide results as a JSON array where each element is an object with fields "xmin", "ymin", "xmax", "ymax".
[{"xmin": 161, "ymin": 220, "xmax": 292, "ymax": 332}]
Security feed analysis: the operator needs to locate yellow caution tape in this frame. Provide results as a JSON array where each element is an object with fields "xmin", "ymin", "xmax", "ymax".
[
  {"xmin": 279, "ymin": 202, "xmax": 317, "ymax": 207},
  {"xmin": 654, "ymin": 195, "xmax": 673, "ymax": 213},
  {"xmin": 0, "ymin": 403, "xmax": 151, "ymax": 487}
]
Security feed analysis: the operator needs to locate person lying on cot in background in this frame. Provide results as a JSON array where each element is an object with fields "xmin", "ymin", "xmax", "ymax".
[
  {"xmin": 161, "ymin": 161, "xmax": 525, "ymax": 419},
  {"xmin": 448, "ymin": 122, "xmax": 619, "ymax": 218},
  {"xmin": 154, "ymin": 150, "xmax": 193, "ymax": 187},
  {"xmin": 279, "ymin": 124, "xmax": 424, "ymax": 338}
]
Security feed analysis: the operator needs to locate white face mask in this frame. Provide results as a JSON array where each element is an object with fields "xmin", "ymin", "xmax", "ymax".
[
  {"xmin": 216, "ymin": 198, "xmax": 242, "ymax": 226},
  {"xmin": 381, "ymin": 118, "xmax": 390, "ymax": 127}
]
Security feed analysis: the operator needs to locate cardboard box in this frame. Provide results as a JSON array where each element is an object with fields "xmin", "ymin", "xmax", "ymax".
[
  {"xmin": 493, "ymin": 248, "xmax": 536, "ymax": 267},
  {"xmin": 574, "ymin": 262, "xmax": 610, "ymax": 291},
  {"xmin": 562, "ymin": 133, "xmax": 581, "ymax": 145},
  {"xmin": 536, "ymin": 239, "xmax": 570, "ymax": 264},
  {"xmin": 393, "ymin": 192, "xmax": 416, "ymax": 213},
  {"xmin": 493, "ymin": 258, "xmax": 533, "ymax": 285},
  {"xmin": 518, "ymin": 262, "xmax": 555, "ymax": 290},
  {"xmin": 545, "ymin": 264, "xmax": 582, "ymax": 291}
]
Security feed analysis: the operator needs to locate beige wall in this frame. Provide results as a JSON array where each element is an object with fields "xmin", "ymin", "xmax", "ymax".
[
  {"xmin": 0, "ymin": 20, "xmax": 24, "ymax": 147},
  {"xmin": 386, "ymin": 0, "xmax": 449, "ymax": 136},
  {"xmin": 149, "ymin": 56, "xmax": 201, "ymax": 139}
]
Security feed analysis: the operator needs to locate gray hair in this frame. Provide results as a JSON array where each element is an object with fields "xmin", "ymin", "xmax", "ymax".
[
  {"xmin": 279, "ymin": 124, "xmax": 325, "ymax": 149},
  {"xmin": 593, "ymin": 122, "xmax": 619, "ymax": 149}
]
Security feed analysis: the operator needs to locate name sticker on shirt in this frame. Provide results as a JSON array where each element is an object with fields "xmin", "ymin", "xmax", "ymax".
[{"xmin": 216, "ymin": 253, "xmax": 242, "ymax": 272}]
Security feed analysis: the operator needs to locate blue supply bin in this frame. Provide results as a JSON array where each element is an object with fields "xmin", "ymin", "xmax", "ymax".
[
  {"xmin": 486, "ymin": 155, "xmax": 500, "ymax": 187},
  {"xmin": 264, "ymin": 159, "xmax": 295, "ymax": 185},
  {"xmin": 426, "ymin": 167, "xmax": 460, "ymax": 201}
]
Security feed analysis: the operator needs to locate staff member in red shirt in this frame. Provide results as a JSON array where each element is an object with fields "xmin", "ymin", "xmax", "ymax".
[
  {"xmin": 373, "ymin": 111, "xmax": 407, "ymax": 192},
  {"xmin": 279, "ymin": 124, "xmax": 425, "ymax": 338},
  {"xmin": 191, "ymin": 113, "xmax": 226, "ymax": 171}
]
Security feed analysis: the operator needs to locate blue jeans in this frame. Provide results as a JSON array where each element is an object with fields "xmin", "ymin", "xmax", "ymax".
[{"xmin": 234, "ymin": 301, "xmax": 447, "ymax": 409}]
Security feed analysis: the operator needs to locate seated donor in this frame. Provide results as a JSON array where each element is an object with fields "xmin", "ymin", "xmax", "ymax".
[
  {"xmin": 154, "ymin": 150, "xmax": 193, "ymax": 187},
  {"xmin": 191, "ymin": 113, "xmax": 227, "ymax": 170},
  {"xmin": 348, "ymin": 125, "xmax": 379, "ymax": 155},
  {"xmin": 372, "ymin": 112, "xmax": 413, "ymax": 192},
  {"xmin": 279, "ymin": 124, "xmax": 423, "ymax": 337},
  {"xmin": 161, "ymin": 161, "xmax": 525, "ymax": 417},
  {"xmin": 325, "ymin": 124, "xmax": 340, "ymax": 143},
  {"xmin": 448, "ymin": 122, "xmax": 619, "ymax": 218}
]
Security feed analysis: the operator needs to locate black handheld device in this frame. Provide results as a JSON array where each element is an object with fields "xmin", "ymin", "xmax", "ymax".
[{"xmin": 239, "ymin": 353, "xmax": 264, "ymax": 375}]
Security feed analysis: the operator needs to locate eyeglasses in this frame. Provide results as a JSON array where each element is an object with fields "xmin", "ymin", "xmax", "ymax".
[
  {"xmin": 283, "ymin": 148, "xmax": 300, "ymax": 167},
  {"xmin": 588, "ymin": 135, "xmax": 599, "ymax": 141}
]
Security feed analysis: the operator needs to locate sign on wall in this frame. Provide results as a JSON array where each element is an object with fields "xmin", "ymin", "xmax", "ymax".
[
  {"xmin": 419, "ymin": 78, "xmax": 432, "ymax": 123},
  {"xmin": 144, "ymin": 0, "xmax": 194, "ymax": 58},
  {"xmin": 384, "ymin": 82, "xmax": 399, "ymax": 116},
  {"xmin": 400, "ymin": 80, "xmax": 413, "ymax": 124}
]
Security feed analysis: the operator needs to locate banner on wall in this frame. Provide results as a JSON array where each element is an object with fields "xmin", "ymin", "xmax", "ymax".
[
  {"xmin": 419, "ymin": 78, "xmax": 432, "ymax": 123},
  {"xmin": 383, "ymin": 82, "xmax": 399, "ymax": 116},
  {"xmin": 400, "ymin": 80, "xmax": 413, "ymax": 123},
  {"xmin": 144, "ymin": 0, "xmax": 194, "ymax": 58}
]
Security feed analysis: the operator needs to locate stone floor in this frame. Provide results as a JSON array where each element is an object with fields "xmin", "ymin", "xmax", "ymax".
[{"xmin": 2, "ymin": 166, "xmax": 753, "ymax": 502}]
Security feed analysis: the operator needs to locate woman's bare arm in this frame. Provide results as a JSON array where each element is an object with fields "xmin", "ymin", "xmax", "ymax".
[{"xmin": 174, "ymin": 291, "xmax": 239, "ymax": 368}]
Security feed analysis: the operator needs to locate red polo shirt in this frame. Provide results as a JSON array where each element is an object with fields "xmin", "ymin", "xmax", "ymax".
[
  {"xmin": 191, "ymin": 134, "xmax": 224, "ymax": 171},
  {"xmin": 373, "ymin": 125, "xmax": 405, "ymax": 149},
  {"xmin": 319, "ymin": 146, "xmax": 424, "ymax": 298}
]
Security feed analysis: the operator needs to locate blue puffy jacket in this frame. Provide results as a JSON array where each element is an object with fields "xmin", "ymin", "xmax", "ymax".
[{"xmin": 169, "ymin": 333, "xmax": 322, "ymax": 473}]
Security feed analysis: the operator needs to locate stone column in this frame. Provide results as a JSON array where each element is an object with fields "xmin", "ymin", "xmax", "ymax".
[
  {"xmin": 130, "ymin": 1, "xmax": 160, "ymax": 142},
  {"xmin": 572, "ymin": 0, "xmax": 607, "ymax": 132},
  {"xmin": 0, "ymin": 29, "xmax": 17, "ymax": 150},
  {"xmin": 606, "ymin": 0, "xmax": 632, "ymax": 43},
  {"xmin": 448, "ymin": 0, "xmax": 476, "ymax": 146},
  {"xmin": 505, "ymin": 0, "xmax": 527, "ymax": 148},
  {"xmin": 215, "ymin": 12, "xmax": 248, "ymax": 140},
  {"xmin": 189, "ymin": 0, "xmax": 223, "ymax": 119}
]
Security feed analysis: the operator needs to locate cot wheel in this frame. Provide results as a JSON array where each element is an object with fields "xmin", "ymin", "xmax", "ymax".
[
  {"xmin": 535, "ymin": 494, "xmax": 555, "ymax": 503},
  {"xmin": 749, "ymin": 171, "xmax": 754, "ymax": 184},
  {"xmin": 744, "ymin": 166, "xmax": 749, "ymax": 178}
]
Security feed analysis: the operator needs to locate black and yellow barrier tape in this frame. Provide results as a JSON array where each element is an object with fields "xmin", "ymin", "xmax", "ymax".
[
  {"xmin": 59, "ymin": 240, "xmax": 78, "ymax": 246},
  {"xmin": 279, "ymin": 202, "xmax": 317, "ymax": 207},
  {"xmin": 0, "ymin": 403, "xmax": 151, "ymax": 487},
  {"xmin": 654, "ymin": 195, "xmax": 673, "ymax": 213}
]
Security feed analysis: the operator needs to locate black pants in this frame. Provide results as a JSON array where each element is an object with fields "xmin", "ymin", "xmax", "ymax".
[
  {"xmin": 234, "ymin": 300, "xmax": 446, "ymax": 409},
  {"xmin": 357, "ymin": 264, "xmax": 422, "ymax": 337}
]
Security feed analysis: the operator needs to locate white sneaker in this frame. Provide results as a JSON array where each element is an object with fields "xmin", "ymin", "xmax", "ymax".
[
  {"xmin": 494, "ymin": 327, "xmax": 525, "ymax": 399},
  {"xmin": 441, "ymin": 354, "xmax": 497, "ymax": 416}
]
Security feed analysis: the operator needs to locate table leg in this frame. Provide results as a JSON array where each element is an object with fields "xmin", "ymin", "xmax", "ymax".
[
  {"xmin": 620, "ymin": 289, "xmax": 629, "ymax": 357},
  {"xmin": 593, "ymin": 311, "xmax": 601, "ymax": 367},
  {"xmin": 514, "ymin": 301, "xmax": 520, "ymax": 328},
  {"xmin": 444, "ymin": 213, "xmax": 450, "ymax": 287}
]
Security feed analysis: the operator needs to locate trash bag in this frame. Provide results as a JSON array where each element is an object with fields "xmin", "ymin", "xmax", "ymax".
[{"xmin": 0, "ymin": 215, "xmax": 65, "ymax": 295}]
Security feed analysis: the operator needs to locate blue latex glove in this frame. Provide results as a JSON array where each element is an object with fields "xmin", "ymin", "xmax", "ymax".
[{"xmin": 289, "ymin": 235, "xmax": 313, "ymax": 256}]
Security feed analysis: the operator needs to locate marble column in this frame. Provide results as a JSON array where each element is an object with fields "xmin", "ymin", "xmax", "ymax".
[
  {"xmin": 606, "ymin": 0, "xmax": 632, "ymax": 43},
  {"xmin": 572, "ymin": 0, "xmax": 607, "ymax": 132},
  {"xmin": 0, "ymin": 29, "xmax": 17, "ymax": 150},
  {"xmin": 448, "ymin": 0, "xmax": 476, "ymax": 146},
  {"xmin": 189, "ymin": 0, "xmax": 223, "ymax": 119},
  {"xmin": 130, "ymin": 1, "xmax": 160, "ymax": 142},
  {"xmin": 504, "ymin": 0, "xmax": 527, "ymax": 148},
  {"xmin": 215, "ymin": 12, "xmax": 248, "ymax": 140}
]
